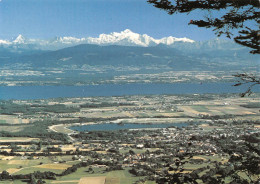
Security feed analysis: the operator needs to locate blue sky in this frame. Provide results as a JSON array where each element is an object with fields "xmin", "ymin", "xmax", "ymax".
[{"xmin": 0, "ymin": 0, "xmax": 217, "ymax": 41}]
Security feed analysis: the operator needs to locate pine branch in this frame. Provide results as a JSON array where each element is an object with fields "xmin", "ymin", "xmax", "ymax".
[
  {"xmin": 147, "ymin": 0, "xmax": 260, "ymax": 53},
  {"xmin": 233, "ymin": 73, "xmax": 260, "ymax": 97}
]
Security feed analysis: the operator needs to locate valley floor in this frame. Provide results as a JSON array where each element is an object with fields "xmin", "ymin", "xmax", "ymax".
[{"xmin": 0, "ymin": 93, "xmax": 259, "ymax": 183}]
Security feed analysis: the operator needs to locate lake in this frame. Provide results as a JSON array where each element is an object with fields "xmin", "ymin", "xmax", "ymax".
[
  {"xmin": 0, "ymin": 82, "xmax": 258, "ymax": 100},
  {"xmin": 70, "ymin": 122, "xmax": 195, "ymax": 132}
]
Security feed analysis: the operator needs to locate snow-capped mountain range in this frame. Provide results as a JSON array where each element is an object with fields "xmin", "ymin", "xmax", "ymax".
[
  {"xmin": 0, "ymin": 29, "xmax": 195, "ymax": 50},
  {"xmin": 87, "ymin": 29, "xmax": 194, "ymax": 46}
]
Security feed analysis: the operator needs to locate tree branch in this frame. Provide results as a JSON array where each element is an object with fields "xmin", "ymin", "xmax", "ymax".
[
  {"xmin": 233, "ymin": 73, "xmax": 260, "ymax": 97},
  {"xmin": 147, "ymin": 0, "xmax": 260, "ymax": 53}
]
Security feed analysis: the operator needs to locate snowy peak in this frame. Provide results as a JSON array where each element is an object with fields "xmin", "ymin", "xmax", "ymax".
[
  {"xmin": 122, "ymin": 29, "xmax": 133, "ymax": 34},
  {"xmin": 0, "ymin": 35, "xmax": 26, "ymax": 45},
  {"xmin": 88, "ymin": 29, "xmax": 147, "ymax": 46},
  {"xmin": 111, "ymin": 29, "xmax": 138, "ymax": 38},
  {"xmin": 13, "ymin": 34, "xmax": 26, "ymax": 44},
  {"xmin": 159, "ymin": 36, "xmax": 195, "ymax": 45}
]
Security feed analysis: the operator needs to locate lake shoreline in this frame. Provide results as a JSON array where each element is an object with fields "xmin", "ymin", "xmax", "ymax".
[{"xmin": 49, "ymin": 118, "xmax": 210, "ymax": 133}]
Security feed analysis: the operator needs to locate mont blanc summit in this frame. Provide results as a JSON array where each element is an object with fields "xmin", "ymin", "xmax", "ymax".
[{"xmin": 87, "ymin": 29, "xmax": 194, "ymax": 46}]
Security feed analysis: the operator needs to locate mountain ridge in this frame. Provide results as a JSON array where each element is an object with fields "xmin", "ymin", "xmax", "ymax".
[
  {"xmin": 3, "ymin": 43, "xmax": 257, "ymax": 72},
  {"xmin": 0, "ymin": 29, "xmax": 196, "ymax": 50}
]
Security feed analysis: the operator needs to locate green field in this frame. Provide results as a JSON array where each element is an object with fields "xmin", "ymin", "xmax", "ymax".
[
  {"xmin": 55, "ymin": 167, "xmax": 149, "ymax": 184},
  {"xmin": 191, "ymin": 105, "xmax": 210, "ymax": 112},
  {"xmin": 0, "ymin": 120, "xmax": 6, "ymax": 124}
]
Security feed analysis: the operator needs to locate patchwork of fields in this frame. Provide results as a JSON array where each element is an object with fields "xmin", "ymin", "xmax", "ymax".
[{"xmin": 0, "ymin": 94, "xmax": 259, "ymax": 183}]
